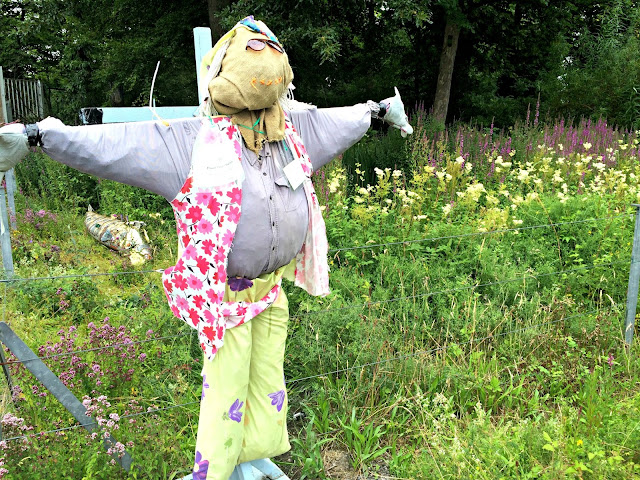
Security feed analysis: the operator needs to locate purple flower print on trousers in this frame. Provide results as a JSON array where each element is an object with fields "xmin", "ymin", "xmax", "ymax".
[
  {"xmin": 267, "ymin": 390, "xmax": 286, "ymax": 412},
  {"xmin": 201, "ymin": 374, "xmax": 209, "ymax": 400},
  {"xmin": 193, "ymin": 450, "xmax": 209, "ymax": 480},
  {"xmin": 228, "ymin": 399, "xmax": 244, "ymax": 422}
]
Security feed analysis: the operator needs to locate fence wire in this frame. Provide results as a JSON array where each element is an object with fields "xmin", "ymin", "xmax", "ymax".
[
  {"xmin": 291, "ymin": 260, "xmax": 627, "ymax": 319},
  {"xmin": 1, "ymin": 305, "xmax": 617, "ymax": 443},
  {"xmin": 0, "ymin": 259, "xmax": 626, "ymax": 367},
  {"xmin": 329, "ymin": 213, "xmax": 631, "ymax": 253},
  {"xmin": 0, "ymin": 213, "xmax": 633, "ymax": 446},
  {"xmin": 0, "ymin": 212, "xmax": 630, "ymax": 284}
]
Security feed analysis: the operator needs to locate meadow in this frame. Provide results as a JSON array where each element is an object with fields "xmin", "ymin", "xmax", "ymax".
[{"xmin": 1, "ymin": 110, "xmax": 640, "ymax": 479}]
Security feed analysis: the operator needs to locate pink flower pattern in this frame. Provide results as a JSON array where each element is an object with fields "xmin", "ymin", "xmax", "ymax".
[
  {"xmin": 162, "ymin": 115, "xmax": 329, "ymax": 361},
  {"xmin": 162, "ymin": 117, "xmax": 282, "ymax": 360}
]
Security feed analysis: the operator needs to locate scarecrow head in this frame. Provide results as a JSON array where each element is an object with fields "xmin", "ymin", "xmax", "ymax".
[
  {"xmin": 199, "ymin": 17, "xmax": 303, "ymax": 152},
  {"xmin": 201, "ymin": 17, "xmax": 293, "ymax": 114}
]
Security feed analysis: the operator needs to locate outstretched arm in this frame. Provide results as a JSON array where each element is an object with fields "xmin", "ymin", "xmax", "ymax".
[
  {"xmin": 4, "ymin": 117, "xmax": 202, "ymax": 201},
  {"xmin": 289, "ymin": 89, "xmax": 413, "ymax": 171},
  {"xmin": 288, "ymin": 104, "xmax": 372, "ymax": 171}
]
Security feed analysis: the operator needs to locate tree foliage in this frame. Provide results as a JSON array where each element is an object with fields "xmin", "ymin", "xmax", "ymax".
[
  {"xmin": 1, "ymin": 0, "xmax": 638, "ymax": 127},
  {"xmin": 0, "ymin": 0, "xmax": 208, "ymax": 123}
]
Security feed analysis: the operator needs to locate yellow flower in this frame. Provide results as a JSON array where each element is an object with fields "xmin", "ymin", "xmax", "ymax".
[{"xmin": 577, "ymin": 439, "xmax": 583, "ymax": 446}]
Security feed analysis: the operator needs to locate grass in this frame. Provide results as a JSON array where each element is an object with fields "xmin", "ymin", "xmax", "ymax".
[{"xmin": 1, "ymin": 114, "xmax": 640, "ymax": 478}]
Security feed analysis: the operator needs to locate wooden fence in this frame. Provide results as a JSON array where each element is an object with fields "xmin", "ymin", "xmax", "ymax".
[{"xmin": 2, "ymin": 73, "xmax": 45, "ymax": 123}]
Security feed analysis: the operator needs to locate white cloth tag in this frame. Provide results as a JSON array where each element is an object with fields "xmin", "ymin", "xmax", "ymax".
[
  {"xmin": 283, "ymin": 159, "xmax": 306, "ymax": 190},
  {"xmin": 192, "ymin": 123, "xmax": 244, "ymax": 187}
]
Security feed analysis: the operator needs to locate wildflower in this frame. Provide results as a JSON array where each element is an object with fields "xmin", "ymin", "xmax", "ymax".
[
  {"xmin": 583, "ymin": 142, "xmax": 592, "ymax": 151},
  {"xmin": 392, "ymin": 169, "xmax": 403, "ymax": 178},
  {"xmin": 576, "ymin": 439, "xmax": 583, "ymax": 446},
  {"xmin": 442, "ymin": 204, "xmax": 452, "ymax": 216},
  {"xmin": 374, "ymin": 167, "xmax": 384, "ymax": 177},
  {"xmin": 607, "ymin": 353, "xmax": 614, "ymax": 367},
  {"xmin": 455, "ymin": 156, "xmax": 464, "ymax": 164}
]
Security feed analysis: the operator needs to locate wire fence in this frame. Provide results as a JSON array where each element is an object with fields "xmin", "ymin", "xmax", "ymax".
[{"xmin": 0, "ymin": 213, "xmax": 635, "ymax": 460}]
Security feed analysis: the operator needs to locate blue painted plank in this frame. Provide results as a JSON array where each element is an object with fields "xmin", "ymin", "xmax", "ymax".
[
  {"xmin": 194, "ymin": 27, "xmax": 213, "ymax": 104},
  {"xmin": 99, "ymin": 106, "xmax": 199, "ymax": 123}
]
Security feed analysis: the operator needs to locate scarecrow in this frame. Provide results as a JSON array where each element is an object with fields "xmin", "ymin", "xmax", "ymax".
[{"xmin": 0, "ymin": 16, "xmax": 412, "ymax": 480}]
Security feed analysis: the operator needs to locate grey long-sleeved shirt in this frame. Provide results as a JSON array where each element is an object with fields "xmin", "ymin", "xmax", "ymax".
[{"xmin": 38, "ymin": 105, "xmax": 371, "ymax": 279}]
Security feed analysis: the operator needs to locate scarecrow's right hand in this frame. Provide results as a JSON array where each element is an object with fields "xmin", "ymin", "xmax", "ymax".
[{"xmin": 0, "ymin": 123, "xmax": 28, "ymax": 173}]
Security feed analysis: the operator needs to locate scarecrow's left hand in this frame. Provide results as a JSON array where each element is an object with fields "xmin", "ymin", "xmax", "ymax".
[
  {"xmin": 379, "ymin": 87, "xmax": 413, "ymax": 137},
  {"xmin": 0, "ymin": 123, "xmax": 28, "ymax": 177}
]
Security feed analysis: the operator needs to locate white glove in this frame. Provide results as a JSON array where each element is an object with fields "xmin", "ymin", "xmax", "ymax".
[
  {"xmin": 0, "ymin": 124, "xmax": 28, "ymax": 180},
  {"xmin": 381, "ymin": 87, "xmax": 413, "ymax": 137}
]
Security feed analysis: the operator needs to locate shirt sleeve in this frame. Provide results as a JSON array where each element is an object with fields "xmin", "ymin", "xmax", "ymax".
[
  {"xmin": 37, "ymin": 117, "xmax": 201, "ymax": 201},
  {"xmin": 288, "ymin": 104, "xmax": 372, "ymax": 171}
]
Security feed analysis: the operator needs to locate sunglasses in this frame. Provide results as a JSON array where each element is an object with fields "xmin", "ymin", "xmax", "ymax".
[{"xmin": 246, "ymin": 38, "xmax": 284, "ymax": 54}]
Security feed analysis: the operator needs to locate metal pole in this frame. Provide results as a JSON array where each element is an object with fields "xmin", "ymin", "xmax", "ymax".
[
  {"xmin": 0, "ymin": 322, "xmax": 133, "ymax": 471},
  {"xmin": 0, "ymin": 180, "xmax": 14, "ymax": 277},
  {"xmin": 624, "ymin": 204, "xmax": 640, "ymax": 348},
  {"xmin": 5, "ymin": 169, "xmax": 16, "ymax": 230}
]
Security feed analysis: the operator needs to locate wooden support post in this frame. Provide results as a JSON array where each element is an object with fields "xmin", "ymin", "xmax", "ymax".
[{"xmin": 193, "ymin": 27, "xmax": 213, "ymax": 105}]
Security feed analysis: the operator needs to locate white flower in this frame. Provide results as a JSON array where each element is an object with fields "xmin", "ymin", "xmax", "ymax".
[
  {"xmin": 392, "ymin": 169, "xmax": 403, "ymax": 178},
  {"xmin": 374, "ymin": 167, "xmax": 384, "ymax": 177},
  {"xmin": 455, "ymin": 156, "xmax": 464, "ymax": 164},
  {"xmin": 512, "ymin": 219, "xmax": 523, "ymax": 225},
  {"xmin": 583, "ymin": 142, "xmax": 592, "ymax": 151},
  {"xmin": 442, "ymin": 204, "xmax": 452, "ymax": 216}
]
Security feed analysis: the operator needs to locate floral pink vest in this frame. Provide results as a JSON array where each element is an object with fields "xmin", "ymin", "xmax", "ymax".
[{"xmin": 162, "ymin": 115, "xmax": 329, "ymax": 360}]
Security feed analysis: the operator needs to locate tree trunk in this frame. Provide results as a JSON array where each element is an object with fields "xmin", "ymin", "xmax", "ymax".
[
  {"xmin": 207, "ymin": 0, "xmax": 234, "ymax": 42},
  {"xmin": 432, "ymin": 21, "xmax": 460, "ymax": 123}
]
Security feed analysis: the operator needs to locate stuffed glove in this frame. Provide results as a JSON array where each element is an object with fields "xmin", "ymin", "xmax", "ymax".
[
  {"xmin": 379, "ymin": 87, "xmax": 413, "ymax": 137},
  {"xmin": 0, "ymin": 123, "xmax": 28, "ymax": 183}
]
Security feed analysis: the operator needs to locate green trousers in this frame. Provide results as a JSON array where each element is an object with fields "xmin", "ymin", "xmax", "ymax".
[{"xmin": 192, "ymin": 283, "xmax": 290, "ymax": 480}]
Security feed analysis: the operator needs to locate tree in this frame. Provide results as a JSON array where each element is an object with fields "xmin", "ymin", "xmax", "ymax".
[
  {"xmin": 208, "ymin": 0, "xmax": 235, "ymax": 41},
  {"xmin": 0, "ymin": 0, "xmax": 209, "ymax": 123}
]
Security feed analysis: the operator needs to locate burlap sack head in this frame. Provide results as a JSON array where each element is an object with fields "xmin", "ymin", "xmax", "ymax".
[{"xmin": 209, "ymin": 26, "xmax": 294, "ymax": 115}]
